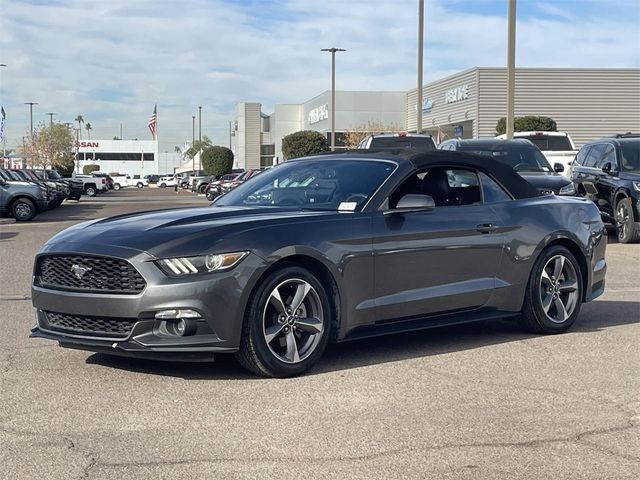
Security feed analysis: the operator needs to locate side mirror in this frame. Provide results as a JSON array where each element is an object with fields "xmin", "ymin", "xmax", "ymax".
[
  {"xmin": 554, "ymin": 162, "xmax": 565, "ymax": 173},
  {"xmin": 602, "ymin": 162, "xmax": 617, "ymax": 175},
  {"xmin": 385, "ymin": 194, "xmax": 435, "ymax": 215}
]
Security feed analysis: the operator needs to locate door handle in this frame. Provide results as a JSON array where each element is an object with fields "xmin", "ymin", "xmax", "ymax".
[{"xmin": 476, "ymin": 223, "xmax": 499, "ymax": 234}]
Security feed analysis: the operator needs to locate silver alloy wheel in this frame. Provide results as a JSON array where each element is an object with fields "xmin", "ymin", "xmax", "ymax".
[
  {"xmin": 262, "ymin": 278, "xmax": 324, "ymax": 364},
  {"xmin": 14, "ymin": 202, "xmax": 32, "ymax": 219},
  {"xmin": 539, "ymin": 254, "xmax": 579, "ymax": 323},
  {"xmin": 616, "ymin": 201, "xmax": 629, "ymax": 241}
]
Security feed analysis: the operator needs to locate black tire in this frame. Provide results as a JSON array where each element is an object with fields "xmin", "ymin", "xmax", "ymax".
[
  {"xmin": 10, "ymin": 197, "xmax": 37, "ymax": 221},
  {"xmin": 85, "ymin": 185, "xmax": 97, "ymax": 197},
  {"xmin": 136, "ymin": 182, "xmax": 144, "ymax": 188},
  {"xmin": 206, "ymin": 191, "xmax": 215, "ymax": 201},
  {"xmin": 113, "ymin": 183, "xmax": 121, "ymax": 191},
  {"xmin": 615, "ymin": 197, "xmax": 640, "ymax": 244},
  {"xmin": 236, "ymin": 266, "xmax": 333, "ymax": 377},
  {"xmin": 198, "ymin": 184, "xmax": 208, "ymax": 194},
  {"xmin": 159, "ymin": 183, "xmax": 167, "ymax": 188},
  {"xmin": 519, "ymin": 245, "xmax": 583, "ymax": 334}
]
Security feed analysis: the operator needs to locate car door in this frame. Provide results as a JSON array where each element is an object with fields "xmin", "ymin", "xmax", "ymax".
[
  {"xmin": 592, "ymin": 143, "xmax": 618, "ymax": 219},
  {"xmin": 371, "ymin": 167, "xmax": 504, "ymax": 322}
]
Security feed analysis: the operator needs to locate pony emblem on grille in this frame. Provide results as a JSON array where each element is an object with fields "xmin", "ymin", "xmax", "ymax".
[{"xmin": 70, "ymin": 264, "xmax": 92, "ymax": 280}]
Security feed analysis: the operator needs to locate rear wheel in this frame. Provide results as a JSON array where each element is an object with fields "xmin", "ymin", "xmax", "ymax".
[
  {"xmin": 198, "ymin": 184, "xmax": 208, "ymax": 194},
  {"xmin": 615, "ymin": 197, "xmax": 640, "ymax": 243},
  {"xmin": 519, "ymin": 245, "xmax": 583, "ymax": 334},
  {"xmin": 159, "ymin": 183, "xmax": 167, "ymax": 188},
  {"xmin": 113, "ymin": 183, "xmax": 121, "ymax": 191},
  {"xmin": 136, "ymin": 182, "xmax": 144, "ymax": 188},
  {"xmin": 236, "ymin": 266, "xmax": 332, "ymax": 377},
  {"xmin": 85, "ymin": 185, "xmax": 97, "ymax": 197},
  {"xmin": 11, "ymin": 197, "xmax": 36, "ymax": 221}
]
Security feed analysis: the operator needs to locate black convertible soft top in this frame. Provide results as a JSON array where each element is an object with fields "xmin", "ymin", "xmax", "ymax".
[{"xmin": 311, "ymin": 149, "xmax": 542, "ymax": 200}]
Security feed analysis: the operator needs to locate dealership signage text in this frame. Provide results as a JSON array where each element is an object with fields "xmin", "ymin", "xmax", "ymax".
[
  {"xmin": 76, "ymin": 141, "xmax": 99, "ymax": 148},
  {"xmin": 308, "ymin": 104, "xmax": 329, "ymax": 124},
  {"xmin": 445, "ymin": 85, "xmax": 469, "ymax": 104}
]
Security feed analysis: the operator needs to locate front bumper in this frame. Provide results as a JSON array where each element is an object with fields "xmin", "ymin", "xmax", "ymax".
[{"xmin": 30, "ymin": 244, "xmax": 266, "ymax": 360}]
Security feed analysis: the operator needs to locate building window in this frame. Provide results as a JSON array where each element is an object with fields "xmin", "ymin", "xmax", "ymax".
[{"xmin": 77, "ymin": 152, "xmax": 155, "ymax": 161}]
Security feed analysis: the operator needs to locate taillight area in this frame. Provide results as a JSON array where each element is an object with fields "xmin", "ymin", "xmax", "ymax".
[{"xmin": 101, "ymin": 178, "xmax": 106, "ymax": 184}]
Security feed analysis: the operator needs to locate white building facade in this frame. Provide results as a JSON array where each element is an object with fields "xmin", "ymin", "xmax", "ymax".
[{"xmin": 75, "ymin": 139, "xmax": 172, "ymax": 176}]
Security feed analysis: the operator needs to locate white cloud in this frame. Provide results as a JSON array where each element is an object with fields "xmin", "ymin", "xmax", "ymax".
[{"xmin": 0, "ymin": 0, "xmax": 638, "ymax": 151}]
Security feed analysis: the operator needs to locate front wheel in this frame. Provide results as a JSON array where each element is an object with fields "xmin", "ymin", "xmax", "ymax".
[
  {"xmin": 159, "ymin": 183, "xmax": 167, "ymax": 188},
  {"xmin": 85, "ymin": 186, "xmax": 96, "ymax": 197},
  {"xmin": 236, "ymin": 266, "xmax": 332, "ymax": 377},
  {"xmin": 113, "ymin": 183, "xmax": 121, "ymax": 191},
  {"xmin": 11, "ymin": 198, "xmax": 37, "ymax": 221},
  {"xmin": 519, "ymin": 245, "xmax": 583, "ymax": 334},
  {"xmin": 136, "ymin": 182, "xmax": 144, "ymax": 188},
  {"xmin": 615, "ymin": 197, "xmax": 640, "ymax": 243}
]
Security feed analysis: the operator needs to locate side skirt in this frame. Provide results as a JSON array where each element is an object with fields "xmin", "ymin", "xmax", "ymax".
[{"xmin": 338, "ymin": 310, "xmax": 520, "ymax": 343}]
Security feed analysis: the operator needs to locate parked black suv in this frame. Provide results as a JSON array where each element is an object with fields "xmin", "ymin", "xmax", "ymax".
[
  {"xmin": 439, "ymin": 138, "xmax": 575, "ymax": 196},
  {"xmin": 570, "ymin": 134, "xmax": 640, "ymax": 243}
]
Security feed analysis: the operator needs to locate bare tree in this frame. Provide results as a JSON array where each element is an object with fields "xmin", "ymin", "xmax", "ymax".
[
  {"xmin": 342, "ymin": 120, "xmax": 400, "ymax": 149},
  {"xmin": 21, "ymin": 122, "xmax": 74, "ymax": 170}
]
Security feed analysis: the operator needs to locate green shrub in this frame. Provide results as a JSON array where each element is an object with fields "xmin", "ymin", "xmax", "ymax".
[
  {"xmin": 496, "ymin": 116, "xmax": 557, "ymax": 135},
  {"xmin": 82, "ymin": 164, "xmax": 100, "ymax": 175},
  {"xmin": 53, "ymin": 156, "xmax": 75, "ymax": 176},
  {"xmin": 282, "ymin": 130, "xmax": 329, "ymax": 160},
  {"xmin": 202, "ymin": 146, "xmax": 234, "ymax": 177}
]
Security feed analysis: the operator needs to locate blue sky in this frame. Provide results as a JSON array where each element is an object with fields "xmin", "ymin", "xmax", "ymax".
[{"xmin": 0, "ymin": 0, "xmax": 639, "ymax": 151}]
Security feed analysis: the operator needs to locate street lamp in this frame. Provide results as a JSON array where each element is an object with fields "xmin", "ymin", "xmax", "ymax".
[
  {"xmin": 24, "ymin": 102, "xmax": 38, "ymax": 137},
  {"xmin": 45, "ymin": 112, "xmax": 56, "ymax": 126},
  {"xmin": 192, "ymin": 115, "xmax": 196, "ymax": 144},
  {"xmin": 321, "ymin": 47, "xmax": 346, "ymax": 151},
  {"xmin": 506, "ymin": 0, "xmax": 517, "ymax": 139},
  {"xmin": 416, "ymin": 0, "xmax": 424, "ymax": 134},
  {"xmin": 198, "ymin": 106, "xmax": 202, "ymax": 172}
]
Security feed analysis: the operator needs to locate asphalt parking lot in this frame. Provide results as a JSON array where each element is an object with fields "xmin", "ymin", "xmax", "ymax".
[{"xmin": 1, "ymin": 188, "xmax": 638, "ymax": 479}]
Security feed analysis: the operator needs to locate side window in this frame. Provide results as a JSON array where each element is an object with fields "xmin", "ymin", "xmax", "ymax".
[
  {"xmin": 479, "ymin": 173, "xmax": 512, "ymax": 203},
  {"xmin": 422, "ymin": 168, "xmax": 481, "ymax": 206},
  {"xmin": 597, "ymin": 145, "xmax": 616, "ymax": 169},
  {"xmin": 575, "ymin": 146, "xmax": 591, "ymax": 165},
  {"xmin": 584, "ymin": 144, "xmax": 605, "ymax": 167}
]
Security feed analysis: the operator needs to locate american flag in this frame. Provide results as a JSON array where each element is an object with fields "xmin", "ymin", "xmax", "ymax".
[{"xmin": 148, "ymin": 104, "xmax": 157, "ymax": 139}]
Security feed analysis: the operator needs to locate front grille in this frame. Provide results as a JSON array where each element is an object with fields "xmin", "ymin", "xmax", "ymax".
[
  {"xmin": 41, "ymin": 311, "xmax": 136, "ymax": 338},
  {"xmin": 35, "ymin": 255, "xmax": 146, "ymax": 294}
]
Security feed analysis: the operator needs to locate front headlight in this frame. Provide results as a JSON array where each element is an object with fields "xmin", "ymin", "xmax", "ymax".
[
  {"xmin": 558, "ymin": 183, "xmax": 576, "ymax": 196},
  {"xmin": 633, "ymin": 182, "xmax": 640, "ymax": 192},
  {"xmin": 156, "ymin": 251, "xmax": 249, "ymax": 276}
]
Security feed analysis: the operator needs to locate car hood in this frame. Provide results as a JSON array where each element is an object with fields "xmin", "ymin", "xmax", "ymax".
[
  {"xmin": 43, "ymin": 205, "xmax": 333, "ymax": 257},
  {"xmin": 519, "ymin": 172, "xmax": 570, "ymax": 191}
]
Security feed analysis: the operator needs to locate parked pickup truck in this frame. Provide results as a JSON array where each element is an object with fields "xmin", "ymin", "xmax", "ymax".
[
  {"xmin": 73, "ymin": 174, "xmax": 108, "ymax": 197},
  {"xmin": 110, "ymin": 174, "xmax": 149, "ymax": 190},
  {"xmin": 496, "ymin": 131, "xmax": 578, "ymax": 175}
]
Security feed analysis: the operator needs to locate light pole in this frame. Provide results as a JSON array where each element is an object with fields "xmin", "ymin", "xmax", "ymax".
[
  {"xmin": 416, "ymin": 0, "xmax": 424, "ymax": 134},
  {"xmin": 192, "ymin": 115, "xmax": 196, "ymax": 144},
  {"xmin": 506, "ymin": 0, "xmax": 517, "ymax": 139},
  {"xmin": 46, "ymin": 112, "xmax": 56, "ymax": 126},
  {"xmin": 197, "ymin": 106, "xmax": 202, "ymax": 171},
  {"xmin": 25, "ymin": 102, "xmax": 38, "ymax": 137},
  {"xmin": 321, "ymin": 47, "xmax": 345, "ymax": 151}
]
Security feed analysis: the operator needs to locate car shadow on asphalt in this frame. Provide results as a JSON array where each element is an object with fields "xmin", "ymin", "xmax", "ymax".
[
  {"xmin": 33, "ymin": 201, "xmax": 104, "ymax": 222},
  {"xmin": 84, "ymin": 299, "xmax": 639, "ymax": 380},
  {"xmin": 0, "ymin": 231, "xmax": 19, "ymax": 241}
]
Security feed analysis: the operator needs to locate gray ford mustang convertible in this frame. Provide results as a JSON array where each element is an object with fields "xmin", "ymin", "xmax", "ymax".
[{"xmin": 31, "ymin": 150, "xmax": 607, "ymax": 377}]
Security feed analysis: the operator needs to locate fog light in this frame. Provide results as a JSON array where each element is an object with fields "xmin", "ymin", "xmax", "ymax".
[
  {"xmin": 176, "ymin": 319, "xmax": 187, "ymax": 336},
  {"xmin": 155, "ymin": 309, "xmax": 202, "ymax": 320}
]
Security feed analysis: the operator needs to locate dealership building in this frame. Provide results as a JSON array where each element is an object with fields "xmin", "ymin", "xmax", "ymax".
[
  {"xmin": 75, "ymin": 139, "xmax": 180, "ymax": 176},
  {"xmin": 232, "ymin": 67, "xmax": 640, "ymax": 169}
]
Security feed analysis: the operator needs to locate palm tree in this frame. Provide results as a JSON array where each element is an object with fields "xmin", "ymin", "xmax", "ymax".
[
  {"xmin": 174, "ymin": 145, "xmax": 182, "ymax": 153},
  {"xmin": 85, "ymin": 123, "xmax": 92, "ymax": 140},
  {"xmin": 74, "ymin": 115, "xmax": 84, "ymax": 139}
]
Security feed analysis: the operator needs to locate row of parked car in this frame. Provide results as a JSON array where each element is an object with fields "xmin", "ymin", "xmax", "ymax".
[
  {"xmin": 156, "ymin": 169, "xmax": 267, "ymax": 201},
  {"xmin": 0, "ymin": 168, "xmax": 85, "ymax": 221},
  {"xmin": 357, "ymin": 131, "xmax": 640, "ymax": 243}
]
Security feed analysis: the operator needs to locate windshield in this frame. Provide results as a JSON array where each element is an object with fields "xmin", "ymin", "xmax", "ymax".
[
  {"xmin": 215, "ymin": 159, "xmax": 396, "ymax": 211},
  {"xmin": 464, "ymin": 145, "xmax": 553, "ymax": 173},
  {"xmin": 46, "ymin": 170, "xmax": 62, "ymax": 179},
  {"xmin": 518, "ymin": 135, "xmax": 573, "ymax": 151},
  {"xmin": 369, "ymin": 136, "xmax": 436, "ymax": 151},
  {"xmin": 620, "ymin": 141, "xmax": 640, "ymax": 172}
]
